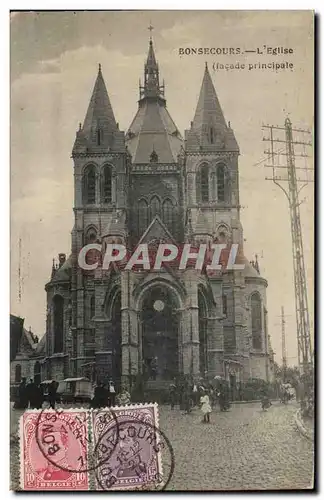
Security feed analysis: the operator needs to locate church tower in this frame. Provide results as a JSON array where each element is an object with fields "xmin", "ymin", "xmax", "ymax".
[
  {"xmin": 126, "ymin": 37, "xmax": 183, "ymax": 246},
  {"xmin": 70, "ymin": 64, "xmax": 128, "ymax": 378}
]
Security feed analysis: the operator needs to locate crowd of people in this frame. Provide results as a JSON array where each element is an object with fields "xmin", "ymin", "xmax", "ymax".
[
  {"xmin": 90, "ymin": 379, "xmax": 131, "ymax": 408},
  {"xmin": 169, "ymin": 376, "xmax": 231, "ymax": 422},
  {"xmin": 13, "ymin": 378, "xmax": 58, "ymax": 410},
  {"xmin": 13, "ymin": 372, "xmax": 306, "ymax": 425}
]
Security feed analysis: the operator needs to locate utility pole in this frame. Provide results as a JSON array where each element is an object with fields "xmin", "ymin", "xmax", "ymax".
[
  {"xmin": 262, "ymin": 118, "xmax": 313, "ymax": 375},
  {"xmin": 281, "ymin": 306, "xmax": 287, "ymax": 381}
]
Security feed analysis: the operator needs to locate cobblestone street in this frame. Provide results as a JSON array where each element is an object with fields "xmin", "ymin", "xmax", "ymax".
[
  {"xmin": 160, "ymin": 402, "xmax": 314, "ymax": 490},
  {"xmin": 10, "ymin": 402, "xmax": 314, "ymax": 491}
]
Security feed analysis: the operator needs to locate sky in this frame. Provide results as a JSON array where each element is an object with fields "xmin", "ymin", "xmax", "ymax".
[{"xmin": 10, "ymin": 10, "xmax": 314, "ymax": 365}]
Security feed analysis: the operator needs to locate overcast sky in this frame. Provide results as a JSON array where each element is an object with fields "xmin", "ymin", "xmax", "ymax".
[{"xmin": 10, "ymin": 10, "xmax": 314, "ymax": 365}]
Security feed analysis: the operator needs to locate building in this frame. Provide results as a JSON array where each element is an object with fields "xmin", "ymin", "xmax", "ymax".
[
  {"xmin": 10, "ymin": 314, "xmax": 45, "ymax": 386},
  {"xmin": 43, "ymin": 37, "xmax": 272, "ymax": 389}
]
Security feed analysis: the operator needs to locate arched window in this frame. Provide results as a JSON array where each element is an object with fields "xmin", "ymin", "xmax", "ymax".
[
  {"xmin": 138, "ymin": 199, "xmax": 149, "ymax": 235},
  {"xmin": 83, "ymin": 165, "xmax": 96, "ymax": 205},
  {"xmin": 251, "ymin": 293, "xmax": 262, "ymax": 350},
  {"xmin": 53, "ymin": 295, "xmax": 64, "ymax": 353},
  {"xmin": 197, "ymin": 164, "xmax": 209, "ymax": 202},
  {"xmin": 162, "ymin": 199, "xmax": 173, "ymax": 230},
  {"xmin": 90, "ymin": 295, "xmax": 95, "ymax": 319},
  {"xmin": 211, "ymin": 170, "xmax": 217, "ymax": 201},
  {"xmin": 150, "ymin": 196, "xmax": 161, "ymax": 220},
  {"xmin": 217, "ymin": 164, "xmax": 226, "ymax": 202},
  {"xmin": 85, "ymin": 226, "xmax": 97, "ymax": 244},
  {"xmin": 210, "ymin": 127, "xmax": 214, "ymax": 144},
  {"xmin": 15, "ymin": 364, "xmax": 21, "ymax": 383},
  {"xmin": 85, "ymin": 227, "xmax": 99, "ymax": 266},
  {"xmin": 101, "ymin": 165, "xmax": 112, "ymax": 204}
]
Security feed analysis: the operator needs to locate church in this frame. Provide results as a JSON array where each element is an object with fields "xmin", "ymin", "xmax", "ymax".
[{"xmin": 42, "ymin": 36, "xmax": 274, "ymax": 391}]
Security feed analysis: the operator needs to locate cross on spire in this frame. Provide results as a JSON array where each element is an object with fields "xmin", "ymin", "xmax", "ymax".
[{"xmin": 148, "ymin": 22, "xmax": 154, "ymax": 39}]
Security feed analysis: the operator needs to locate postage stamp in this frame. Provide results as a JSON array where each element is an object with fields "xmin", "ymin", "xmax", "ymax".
[
  {"xmin": 92, "ymin": 403, "xmax": 168, "ymax": 490},
  {"xmin": 20, "ymin": 409, "xmax": 89, "ymax": 491}
]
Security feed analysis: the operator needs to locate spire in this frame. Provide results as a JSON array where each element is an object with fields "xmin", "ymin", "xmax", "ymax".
[
  {"xmin": 51, "ymin": 258, "xmax": 56, "ymax": 279},
  {"xmin": 73, "ymin": 64, "xmax": 125, "ymax": 154},
  {"xmin": 139, "ymin": 37, "xmax": 165, "ymax": 101},
  {"xmin": 192, "ymin": 63, "xmax": 227, "ymax": 133},
  {"xmin": 82, "ymin": 64, "xmax": 118, "ymax": 136},
  {"xmin": 185, "ymin": 64, "xmax": 239, "ymax": 152},
  {"xmin": 146, "ymin": 39, "xmax": 157, "ymax": 67}
]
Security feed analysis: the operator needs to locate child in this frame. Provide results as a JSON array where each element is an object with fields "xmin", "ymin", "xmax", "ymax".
[
  {"xmin": 200, "ymin": 389, "xmax": 212, "ymax": 423},
  {"xmin": 117, "ymin": 386, "xmax": 131, "ymax": 406}
]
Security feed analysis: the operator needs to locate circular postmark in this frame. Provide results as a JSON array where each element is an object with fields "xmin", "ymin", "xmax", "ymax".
[
  {"xmin": 94, "ymin": 418, "xmax": 175, "ymax": 491},
  {"xmin": 35, "ymin": 407, "xmax": 120, "ymax": 474}
]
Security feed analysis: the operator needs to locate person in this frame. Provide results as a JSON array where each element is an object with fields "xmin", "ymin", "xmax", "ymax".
[
  {"xmin": 192, "ymin": 382, "xmax": 199, "ymax": 407},
  {"xmin": 91, "ymin": 382, "xmax": 108, "ymax": 408},
  {"xmin": 117, "ymin": 386, "xmax": 131, "ymax": 405},
  {"xmin": 261, "ymin": 393, "xmax": 271, "ymax": 411},
  {"xmin": 200, "ymin": 389, "xmax": 212, "ymax": 423},
  {"xmin": 150, "ymin": 357, "xmax": 158, "ymax": 380},
  {"xmin": 169, "ymin": 381, "xmax": 177, "ymax": 410},
  {"xmin": 35, "ymin": 383, "xmax": 44, "ymax": 409},
  {"xmin": 108, "ymin": 379, "xmax": 116, "ymax": 407},
  {"xmin": 26, "ymin": 378, "xmax": 37, "ymax": 408},
  {"xmin": 48, "ymin": 380, "xmax": 57, "ymax": 409},
  {"xmin": 115, "ymin": 435, "xmax": 146, "ymax": 478},
  {"xmin": 36, "ymin": 426, "xmax": 72, "ymax": 481},
  {"xmin": 17, "ymin": 377, "xmax": 28, "ymax": 409}
]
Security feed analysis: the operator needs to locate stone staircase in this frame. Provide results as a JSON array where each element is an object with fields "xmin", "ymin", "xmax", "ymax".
[{"xmin": 143, "ymin": 379, "xmax": 173, "ymax": 403}]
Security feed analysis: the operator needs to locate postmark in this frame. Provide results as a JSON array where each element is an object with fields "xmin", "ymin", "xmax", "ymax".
[
  {"xmin": 34, "ymin": 406, "xmax": 120, "ymax": 474},
  {"xmin": 20, "ymin": 409, "xmax": 89, "ymax": 490},
  {"xmin": 92, "ymin": 404, "xmax": 175, "ymax": 491}
]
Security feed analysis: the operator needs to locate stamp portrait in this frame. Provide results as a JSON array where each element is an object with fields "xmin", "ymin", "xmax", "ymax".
[
  {"xmin": 20, "ymin": 409, "xmax": 89, "ymax": 490},
  {"xmin": 92, "ymin": 403, "xmax": 167, "ymax": 490}
]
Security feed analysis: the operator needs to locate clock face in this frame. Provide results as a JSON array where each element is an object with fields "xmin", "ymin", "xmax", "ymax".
[{"xmin": 153, "ymin": 300, "xmax": 165, "ymax": 312}]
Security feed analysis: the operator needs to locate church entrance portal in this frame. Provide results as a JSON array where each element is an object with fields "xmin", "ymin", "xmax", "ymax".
[{"xmin": 141, "ymin": 286, "xmax": 179, "ymax": 382}]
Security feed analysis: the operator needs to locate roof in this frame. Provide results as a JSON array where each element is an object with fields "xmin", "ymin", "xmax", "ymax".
[
  {"xmin": 35, "ymin": 334, "xmax": 46, "ymax": 354},
  {"xmin": 126, "ymin": 99, "xmax": 183, "ymax": 163},
  {"xmin": 62, "ymin": 378, "xmax": 90, "ymax": 382},
  {"xmin": 185, "ymin": 64, "xmax": 239, "ymax": 152},
  {"xmin": 73, "ymin": 65, "xmax": 125, "ymax": 154},
  {"xmin": 51, "ymin": 255, "xmax": 72, "ymax": 283},
  {"xmin": 242, "ymin": 257, "xmax": 262, "ymax": 278},
  {"xmin": 193, "ymin": 64, "xmax": 227, "ymax": 131},
  {"xmin": 102, "ymin": 211, "xmax": 127, "ymax": 239}
]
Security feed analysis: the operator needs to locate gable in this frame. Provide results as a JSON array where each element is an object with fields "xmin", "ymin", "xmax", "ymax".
[{"xmin": 138, "ymin": 215, "xmax": 176, "ymax": 245}]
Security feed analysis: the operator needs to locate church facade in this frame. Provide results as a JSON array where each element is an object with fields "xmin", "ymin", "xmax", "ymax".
[{"xmin": 43, "ymin": 38, "xmax": 273, "ymax": 388}]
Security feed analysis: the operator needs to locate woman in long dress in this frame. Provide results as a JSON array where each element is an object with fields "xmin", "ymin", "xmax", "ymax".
[{"xmin": 200, "ymin": 389, "xmax": 212, "ymax": 423}]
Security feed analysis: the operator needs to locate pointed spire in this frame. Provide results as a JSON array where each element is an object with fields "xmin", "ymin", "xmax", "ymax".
[
  {"xmin": 82, "ymin": 64, "xmax": 118, "ymax": 138},
  {"xmin": 139, "ymin": 37, "xmax": 165, "ymax": 101},
  {"xmin": 73, "ymin": 64, "xmax": 126, "ymax": 154},
  {"xmin": 186, "ymin": 64, "xmax": 239, "ymax": 152},
  {"xmin": 147, "ymin": 39, "xmax": 157, "ymax": 67},
  {"xmin": 51, "ymin": 258, "xmax": 56, "ymax": 279},
  {"xmin": 192, "ymin": 63, "xmax": 227, "ymax": 133}
]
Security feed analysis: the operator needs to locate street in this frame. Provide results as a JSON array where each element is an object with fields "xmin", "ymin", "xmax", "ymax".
[{"xmin": 10, "ymin": 401, "xmax": 314, "ymax": 491}]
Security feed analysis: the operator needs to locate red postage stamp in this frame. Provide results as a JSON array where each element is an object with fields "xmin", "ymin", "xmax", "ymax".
[{"xmin": 20, "ymin": 409, "xmax": 89, "ymax": 491}]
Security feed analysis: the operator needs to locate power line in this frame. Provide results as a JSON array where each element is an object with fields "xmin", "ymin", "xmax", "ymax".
[
  {"xmin": 262, "ymin": 119, "xmax": 313, "ymax": 375},
  {"xmin": 281, "ymin": 306, "xmax": 287, "ymax": 381}
]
